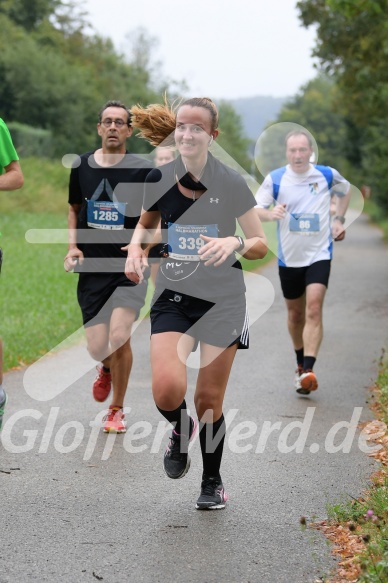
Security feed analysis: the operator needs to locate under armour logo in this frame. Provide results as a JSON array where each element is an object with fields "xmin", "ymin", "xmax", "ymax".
[{"xmin": 209, "ymin": 198, "xmax": 219, "ymax": 204}]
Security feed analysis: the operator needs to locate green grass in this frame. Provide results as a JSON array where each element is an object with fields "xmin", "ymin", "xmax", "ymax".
[
  {"xmin": 1, "ymin": 212, "xmax": 80, "ymax": 369},
  {"xmin": 0, "ymin": 157, "xmax": 79, "ymax": 369},
  {"xmin": 1, "ymin": 157, "xmax": 69, "ymax": 215}
]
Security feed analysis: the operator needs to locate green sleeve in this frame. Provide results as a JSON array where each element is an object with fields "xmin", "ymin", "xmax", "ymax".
[{"xmin": 0, "ymin": 119, "xmax": 19, "ymax": 174}]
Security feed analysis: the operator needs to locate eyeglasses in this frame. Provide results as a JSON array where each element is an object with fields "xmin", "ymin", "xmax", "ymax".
[{"xmin": 100, "ymin": 118, "xmax": 129, "ymax": 128}]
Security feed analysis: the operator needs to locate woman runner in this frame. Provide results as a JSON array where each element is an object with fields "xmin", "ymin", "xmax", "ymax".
[{"xmin": 124, "ymin": 97, "xmax": 267, "ymax": 509}]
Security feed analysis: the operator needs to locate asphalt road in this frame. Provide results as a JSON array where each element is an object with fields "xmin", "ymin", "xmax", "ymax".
[{"xmin": 1, "ymin": 211, "xmax": 387, "ymax": 583}]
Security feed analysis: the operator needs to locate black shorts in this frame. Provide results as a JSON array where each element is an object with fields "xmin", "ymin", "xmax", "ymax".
[
  {"xmin": 279, "ymin": 260, "xmax": 331, "ymax": 300},
  {"xmin": 150, "ymin": 289, "xmax": 249, "ymax": 349},
  {"xmin": 77, "ymin": 272, "xmax": 148, "ymax": 327}
]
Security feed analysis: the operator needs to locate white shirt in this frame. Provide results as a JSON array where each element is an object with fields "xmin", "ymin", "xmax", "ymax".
[{"xmin": 255, "ymin": 164, "xmax": 350, "ymax": 267}]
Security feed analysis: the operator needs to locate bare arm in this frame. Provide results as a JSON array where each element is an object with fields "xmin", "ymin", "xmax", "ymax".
[
  {"xmin": 256, "ymin": 204, "xmax": 286, "ymax": 222},
  {"xmin": 122, "ymin": 210, "xmax": 161, "ymax": 282},
  {"xmin": 334, "ymin": 187, "xmax": 351, "ymax": 218},
  {"xmin": 332, "ymin": 187, "xmax": 352, "ymax": 241},
  {"xmin": 235, "ymin": 207, "xmax": 268, "ymax": 260},
  {"xmin": 0, "ymin": 160, "xmax": 24, "ymax": 191},
  {"xmin": 64, "ymin": 203, "xmax": 84, "ymax": 271}
]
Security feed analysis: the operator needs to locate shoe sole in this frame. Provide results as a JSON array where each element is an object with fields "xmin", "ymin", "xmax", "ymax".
[
  {"xmin": 299, "ymin": 374, "xmax": 318, "ymax": 393},
  {"xmin": 196, "ymin": 490, "xmax": 228, "ymax": 510},
  {"xmin": 164, "ymin": 417, "xmax": 197, "ymax": 479},
  {"xmin": 196, "ymin": 502, "xmax": 226, "ymax": 510},
  {"xmin": 103, "ymin": 427, "xmax": 126, "ymax": 434},
  {"xmin": 164, "ymin": 456, "xmax": 191, "ymax": 479}
]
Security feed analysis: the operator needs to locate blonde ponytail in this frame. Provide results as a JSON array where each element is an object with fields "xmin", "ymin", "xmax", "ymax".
[{"xmin": 130, "ymin": 98, "xmax": 177, "ymax": 146}]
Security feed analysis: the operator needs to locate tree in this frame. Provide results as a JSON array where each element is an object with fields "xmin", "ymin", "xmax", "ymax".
[
  {"xmin": 216, "ymin": 101, "xmax": 251, "ymax": 171},
  {"xmin": 297, "ymin": 0, "xmax": 388, "ymax": 126},
  {"xmin": 0, "ymin": 6, "xmax": 250, "ymax": 163},
  {"xmin": 297, "ymin": 0, "xmax": 388, "ymax": 213},
  {"xmin": 0, "ymin": 0, "xmax": 62, "ymax": 31},
  {"xmin": 0, "ymin": 12, "xmax": 174, "ymax": 156},
  {"xmin": 277, "ymin": 75, "xmax": 351, "ymax": 170}
]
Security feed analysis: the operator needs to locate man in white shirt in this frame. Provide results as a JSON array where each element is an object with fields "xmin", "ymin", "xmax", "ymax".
[{"xmin": 255, "ymin": 130, "xmax": 351, "ymax": 395}]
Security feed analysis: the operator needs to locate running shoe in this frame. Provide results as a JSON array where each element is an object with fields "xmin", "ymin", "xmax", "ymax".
[
  {"xmin": 93, "ymin": 366, "xmax": 112, "ymax": 402},
  {"xmin": 294, "ymin": 365, "xmax": 304, "ymax": 391},
  {"xmin": 0, "ymin": 389, "xmax": 7, "ymax": 432},
  {"xmin": 297, "ymin": 370, "xmax": 318, "ymax": 395},
  {"xmin": 103, "ymin": 406, "xmax": 126, "ymax": 433},
  {"xmin": 196, "ymin": 474, "xmax": 228, "ymax": 510},
  {"xmin": 163, "ymin": 416, "xmax": 197, "ymax": 479}
]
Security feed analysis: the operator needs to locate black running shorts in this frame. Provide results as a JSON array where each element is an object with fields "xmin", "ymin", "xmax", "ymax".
[
  {"xmin": 279, "ymin": 260, "xmax": 331, "ymax": 300},
  {"xmin": 150, "ymin": 288, "xmax": 249, "ymax": 349},
  {"xmin": 77, "ymin": 272, "xmax": 148, "ymax": 327}
]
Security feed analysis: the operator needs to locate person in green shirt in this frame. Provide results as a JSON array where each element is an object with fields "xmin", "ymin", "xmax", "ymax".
[{"xmin": 0, "ymin": 118, "xmax": 24, "ymax": 430}]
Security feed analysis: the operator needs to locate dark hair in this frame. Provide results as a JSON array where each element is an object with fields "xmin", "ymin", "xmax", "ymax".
[
  {"xmin": 130, "ymin": 96, "xmax": 219, "ymax": 146},
  {"xmin": 285, "ymin": 130, "xmax": 313, "ymax": 148},
  {"xmin": 98, "ymin": 100, "xmax": 132, "ymax": 126}
]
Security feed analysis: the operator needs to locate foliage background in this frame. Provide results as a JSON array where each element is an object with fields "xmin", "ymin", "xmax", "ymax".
[{"xmin": 1, "ymin": 0, "xmax": 388, "ymax": 370}]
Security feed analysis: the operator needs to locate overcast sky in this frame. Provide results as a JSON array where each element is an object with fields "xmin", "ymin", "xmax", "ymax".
[{"xmin": 82, "ymin": 0, "xmax": 318, "ymax": 100}]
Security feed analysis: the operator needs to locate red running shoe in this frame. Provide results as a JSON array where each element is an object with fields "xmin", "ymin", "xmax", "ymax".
[
  {"xmin": 297, "ymin": 370, "xmax": 318, "ymax": 395},
  {"xmin": 103, "ymin": 406, "xmax": 126, "ymax": 433},
  {"xmin": 93, "ymin": 366, "xmax": 112, "ymax": 402}
]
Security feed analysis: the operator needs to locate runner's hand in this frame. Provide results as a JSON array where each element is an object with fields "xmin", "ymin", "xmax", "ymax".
[
  {"xmin": 332, "ymin": 221, "xmax": 346, "ymax": 241},
  {"xmin": 198, "ymin": 235, "xmax": 239, "ymax": 267},
  {"xmin": 271, "ymin": 204, "xmax": 287, "ymax": 221},
  {"xmin": 64, "ymin": 249, "xmax": 83, "ymax": 272},
  {"xmin": 122, "ymin": 244, "xmax": 148, "ymax": 283}
]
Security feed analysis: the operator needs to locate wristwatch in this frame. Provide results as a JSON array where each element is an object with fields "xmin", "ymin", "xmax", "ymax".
[
  {"xmin": 234, "ymin": 236, "xmax": 245, "ymax": 253},
  {"xmin": 333, "ymin": 215, "xmax": 345, "ymax": 224}
]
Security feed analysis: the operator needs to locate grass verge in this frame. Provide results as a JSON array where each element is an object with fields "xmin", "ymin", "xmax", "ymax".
[
  {"xmin": 311, "ymin": 357, "xmax": 388, "ymax": 582},
  {"xmin": 304, "ymin": 198, "xmax": 388, "ymax": 583},
  {"xmin": 1, "ymin": 212, "xmax": 80, "ymax": 369}
]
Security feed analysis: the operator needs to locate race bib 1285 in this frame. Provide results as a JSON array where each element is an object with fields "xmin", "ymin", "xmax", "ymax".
[{"xmin": 87, "ymin": 200, "xmax": 126, "ymax": 230}]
